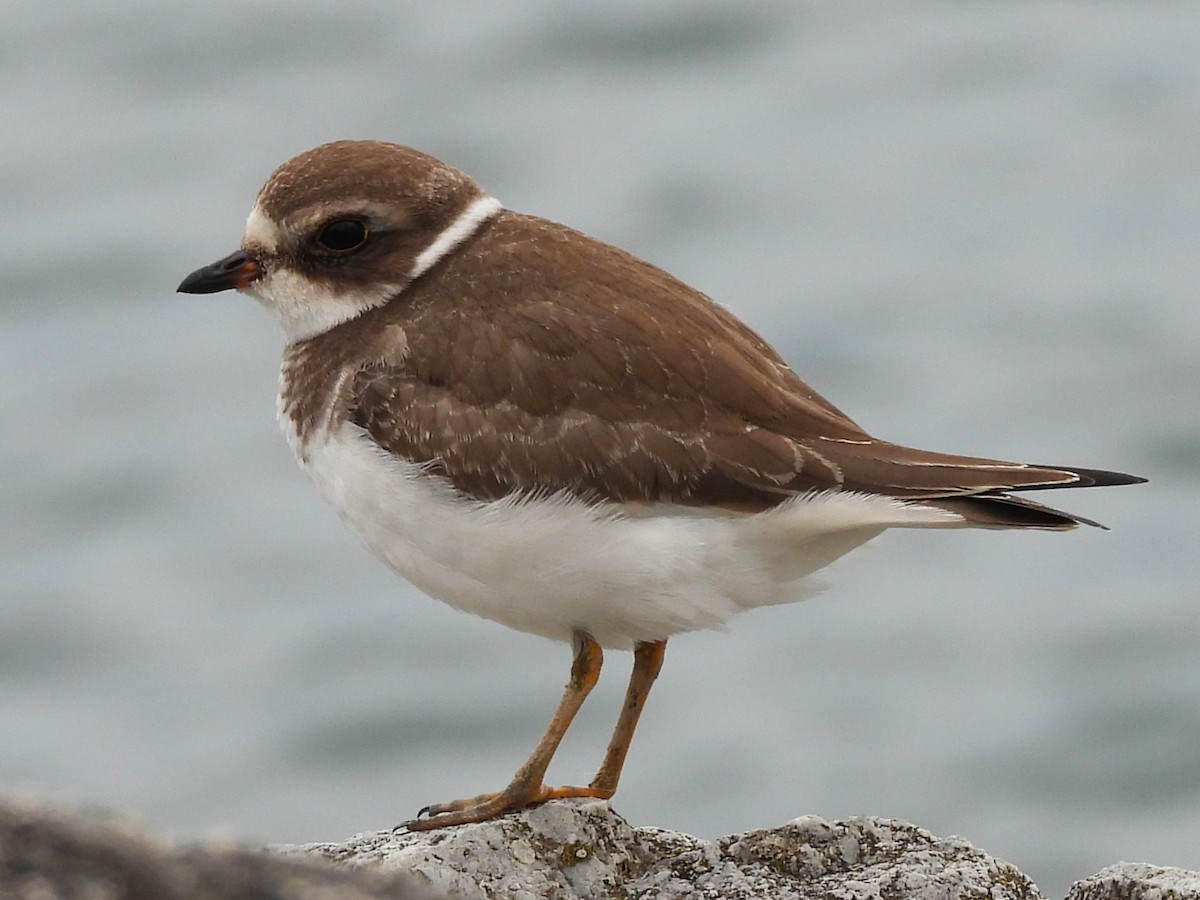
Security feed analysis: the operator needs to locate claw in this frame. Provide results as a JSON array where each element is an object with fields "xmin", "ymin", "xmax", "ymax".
[{"xmin": 403, "ymin": 783, "xmax": 611, "ymax": 831}]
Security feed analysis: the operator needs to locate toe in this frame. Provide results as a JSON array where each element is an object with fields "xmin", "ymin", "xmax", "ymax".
[{"xmin": 401, "ymin": 783, "xmax": 613, "ymax": 831}]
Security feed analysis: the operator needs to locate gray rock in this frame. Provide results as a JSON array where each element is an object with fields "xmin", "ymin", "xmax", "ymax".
[
  {"xmin": 280, "ymin": 798, "xmax": 1045, "ymax": 900},
  {"xmin": 6, "ymin": 796, "xmax": 1196, "ymax": 900},
  {"xmin": 0, "ymin": 798, "xmax": 441, "ymax": 900},
  {"xmin": 1067, "ymin": 863, "xmax": 1200, "ymax": 900}
]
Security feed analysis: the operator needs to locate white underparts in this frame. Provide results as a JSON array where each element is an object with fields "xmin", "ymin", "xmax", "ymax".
[{"xmin": 280, "ymin": 408, "xmax": 964, "ymax": 649}]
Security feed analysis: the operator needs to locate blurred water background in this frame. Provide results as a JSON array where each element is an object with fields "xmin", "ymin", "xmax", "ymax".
[{"xmin": 2, "ymin": 3, "xmax": 1198, "ymax": 895}]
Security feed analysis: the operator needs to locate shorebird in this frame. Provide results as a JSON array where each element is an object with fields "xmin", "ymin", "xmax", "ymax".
[{"xmin": 179, "ymin": 140, "xmax": 1144, "ymax": 829}]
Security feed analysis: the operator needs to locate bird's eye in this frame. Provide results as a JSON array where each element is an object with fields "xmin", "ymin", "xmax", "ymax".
[{"xmin": 316, "ymin": 219, "xmax": 369, "ymax": 253}]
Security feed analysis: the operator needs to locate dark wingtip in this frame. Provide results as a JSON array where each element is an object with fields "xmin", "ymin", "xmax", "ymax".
[
  {"xmin": 1059, "ymin": 467, "xmax": 1147, "ymax": 488},
  {"xmin": 1015, "ymin": 466, "xmax": 1147, "ymax": 491},
  {"xmin": 945, "ymin": 464, "xmax": 1145, "ymax": 530}
]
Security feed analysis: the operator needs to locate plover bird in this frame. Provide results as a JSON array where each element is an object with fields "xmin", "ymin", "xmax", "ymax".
[{"xmin": 178, "ymin": 140, "xmax": 1144, "ymax": 829}]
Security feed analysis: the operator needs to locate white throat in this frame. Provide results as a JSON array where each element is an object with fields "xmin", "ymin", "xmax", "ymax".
[{"xmin": 245, "ymin": 269, "xmax": 402, "ymax": 344}]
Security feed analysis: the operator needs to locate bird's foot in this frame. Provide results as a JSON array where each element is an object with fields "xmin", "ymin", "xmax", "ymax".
[{"xmin": 401, "ymin": 782, "xmax": 612, "ymax": 831}]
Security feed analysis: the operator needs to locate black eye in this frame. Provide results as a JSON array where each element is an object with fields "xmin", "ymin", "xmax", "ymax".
[{"xmin": 316, "ymin": 219, "xmax": 369, "ymax": 253}]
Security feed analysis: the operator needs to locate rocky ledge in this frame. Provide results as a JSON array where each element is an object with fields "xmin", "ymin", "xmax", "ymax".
[{"xmin": 3, "ymin": 797, "xmax": 1197, "ymax": 900}]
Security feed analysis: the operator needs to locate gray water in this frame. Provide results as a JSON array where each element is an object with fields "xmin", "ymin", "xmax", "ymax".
[{"xmin": 2, "ymin": 3, "xmax": 1198, "ymax": 896}]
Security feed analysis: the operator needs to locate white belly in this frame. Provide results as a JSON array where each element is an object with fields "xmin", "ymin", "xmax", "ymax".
[{"xmin": 284, "ymin": 416, "xmax": 959, "ymax": 648}]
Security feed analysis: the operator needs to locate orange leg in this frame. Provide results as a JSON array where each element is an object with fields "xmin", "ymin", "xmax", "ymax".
[
  {"xmin": 405, "ymin": 631, "xmax": 607, "ymax": 830},
  {"xmin": 589, "ymin": 639, "xmax": 666, "ymax": 795},
  {"xmin": 404, "ymin": 635, "xmax": 667, "ymax": 830}
]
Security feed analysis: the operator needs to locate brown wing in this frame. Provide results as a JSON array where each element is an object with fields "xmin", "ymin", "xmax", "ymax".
[{"xmin": 350, "ymin": 212, "xmax": 1143, "ymax": 524}]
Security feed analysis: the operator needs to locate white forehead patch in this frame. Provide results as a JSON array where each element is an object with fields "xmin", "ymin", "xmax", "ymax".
[{"xmin": 243, "ymin": 203, "xmax": 282, "ymax": 253}]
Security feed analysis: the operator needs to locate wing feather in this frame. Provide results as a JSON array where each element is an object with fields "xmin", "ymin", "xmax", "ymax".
[{"xmin": 343, "ymin": 211, "xmax": 1142, "ymax": 524}]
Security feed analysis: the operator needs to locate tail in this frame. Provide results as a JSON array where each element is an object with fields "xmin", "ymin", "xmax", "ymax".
[
  {"xmin": 818, "ymin": 440, "xmax": 1147, "ymax": 530},
  {"xmin": 928, "ymin": 476, "xmax": 1144, "ymax": 530}
]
